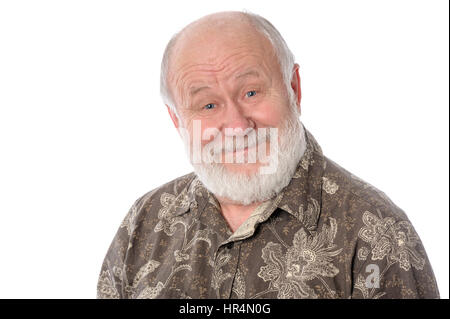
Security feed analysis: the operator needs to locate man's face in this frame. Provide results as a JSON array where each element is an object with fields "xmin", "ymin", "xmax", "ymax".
[{"xmin": 168, "ymin": 22, "xmax": 296, "ymax": 177}]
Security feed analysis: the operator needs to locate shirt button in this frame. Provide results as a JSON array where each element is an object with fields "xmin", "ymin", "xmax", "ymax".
[{"xmin": 226, "ymin": 242, "xmax": 234, "ymax": 249}]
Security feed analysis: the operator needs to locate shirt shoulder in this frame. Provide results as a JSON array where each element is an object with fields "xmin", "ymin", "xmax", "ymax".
[
  {"xmin": 122, "ymin": 172, "xmax": 197, "ymax": 236},
  {"xmin": 321, "ymin": 156, "xmax": 408, "ymax": 222},
  {"xmin": 320, "ymin": 157, "xmax": 439, "ymax": 298},
  {"xmin": 97, "ymin": 172, "xmax": 197, "ymax": 298}
]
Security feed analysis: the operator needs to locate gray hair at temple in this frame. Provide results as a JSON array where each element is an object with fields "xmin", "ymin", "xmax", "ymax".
[{"xmin": 159, "ymin": 11, "xmax": 296, "ymax": 114}]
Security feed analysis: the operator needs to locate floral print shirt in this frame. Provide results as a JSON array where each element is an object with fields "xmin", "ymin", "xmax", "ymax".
[{"xmin": 97, "ymin": 127, "xmax": 439, "ymax": 299}]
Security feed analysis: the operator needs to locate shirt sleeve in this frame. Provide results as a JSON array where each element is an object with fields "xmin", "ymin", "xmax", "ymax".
[
  {"xmin": 351, "ymin": 215, "xmax": 440, "ymax": 299},
  {"xmin": 97, "ymin": 200, "xmax": 139, "ymax": 299}
]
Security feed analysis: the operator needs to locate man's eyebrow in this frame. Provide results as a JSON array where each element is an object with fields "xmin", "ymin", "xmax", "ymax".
[
  {"xmin": 189, "ymin": 85, "xmax": 210, "ymax": 97},
  {"xmin": 235, "ymin": 70, "xmax": 261, "ymax": 79},
  {"xmin": 188, "ymin": 70, "xmax": 260, "ymax": 97}
]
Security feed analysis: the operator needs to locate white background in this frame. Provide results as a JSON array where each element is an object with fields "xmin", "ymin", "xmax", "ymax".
[{"xmin": 0, "ymin": 0, "xmax": 448, "ymax": 299}]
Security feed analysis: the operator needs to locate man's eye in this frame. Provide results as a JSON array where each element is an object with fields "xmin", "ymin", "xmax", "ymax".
[
  {"xmin": 204, "ymin": 103, "xmax": 215, "ymax": 110},
  {"xmin": 246, "ymin": 90, "xmax": 257, "ymax": 98}
]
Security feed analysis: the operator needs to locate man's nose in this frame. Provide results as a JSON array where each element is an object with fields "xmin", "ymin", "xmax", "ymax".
[{"xmin": 222, "ymin": 100, "xmax": 254, "ymax": 134}]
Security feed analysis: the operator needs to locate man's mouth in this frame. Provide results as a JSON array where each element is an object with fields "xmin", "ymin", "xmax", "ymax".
[
  {"xmin": 223, "ymin": 140, "xmax": 260, "ymax": 155},
  {"xmin": 222, "ymin": 136, "xmax": 259, "ymax": 153}
]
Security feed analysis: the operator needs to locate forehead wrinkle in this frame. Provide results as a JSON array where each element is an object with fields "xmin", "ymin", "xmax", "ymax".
[
  {"xmin": 189, "ymin": 68, "xmax": 262, "ymax": 96},
  {"xmin": 175, "ymin": 50, "xmax": 252, "ymax": 80},
  {"xmin": 170, "ymin": 63, "xmax": 216, "ymax": 106},
  {"xmin": 177, "ymin": 53, "xmax": 266, "ymax": 88},
  {"xmin": 171, "ymin": 47, "xmax": 274, "ymax": 107}
]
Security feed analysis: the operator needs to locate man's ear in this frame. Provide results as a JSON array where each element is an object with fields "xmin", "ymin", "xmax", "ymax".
[
  {"xmin": 291, "ymin": 63, "xmax": 301, "ymax": 114},
  {"xmin": 166, "ymin": 104, "xmax": 180, "ymax": 129}
]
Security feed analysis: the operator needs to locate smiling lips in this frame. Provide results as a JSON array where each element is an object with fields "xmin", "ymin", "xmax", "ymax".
[{"xmin": 222, "ymin": 138, "xmax": 264, "ymax": 155}]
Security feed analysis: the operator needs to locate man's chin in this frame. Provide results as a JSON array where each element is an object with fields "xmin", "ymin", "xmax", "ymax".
[{"xmin": 219, "ymin": 162, "xmax": 264, "ymax": 177}]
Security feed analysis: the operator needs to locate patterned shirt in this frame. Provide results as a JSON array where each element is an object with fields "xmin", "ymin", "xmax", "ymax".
[{"xmin": 97, "ymin": 127, "xmax": 439, "ymax": 299}]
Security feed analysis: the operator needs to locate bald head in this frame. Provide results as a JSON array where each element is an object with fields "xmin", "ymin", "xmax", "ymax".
[
  {"xmin": 171, "ymin": 12, "xmax": 271, "ymax": 68},
  {"xmin": 160, "ymin": 11, "xmax": 296, "ymax": 111},
  {"xmin": 177, "ymin": 11, "xmax": 254, "ymax": 38}
]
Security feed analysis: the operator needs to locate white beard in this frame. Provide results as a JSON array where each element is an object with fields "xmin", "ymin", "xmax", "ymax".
[{"xmin": 182, "ymin": 106, "xmax": 307, "ymax": 205}]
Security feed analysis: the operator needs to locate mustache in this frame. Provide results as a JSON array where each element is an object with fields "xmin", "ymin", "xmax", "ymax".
[{"xmin": 204, "ymin": 128, "xmax": 271, "ymax": 154}]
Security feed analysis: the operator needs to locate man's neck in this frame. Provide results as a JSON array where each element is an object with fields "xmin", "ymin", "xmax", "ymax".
[{"xmin": 215, "ymin": 196, "xmax": 262, "ymax": 233}]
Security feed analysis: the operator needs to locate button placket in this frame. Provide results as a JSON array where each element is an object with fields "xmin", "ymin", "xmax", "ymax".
[{"xmin": 219, "ymin": 240, "xmax": 241, "ymax": 298}]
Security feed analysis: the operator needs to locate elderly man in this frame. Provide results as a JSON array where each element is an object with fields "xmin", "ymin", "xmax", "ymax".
[{"xmin": 97, "ymin": 11, "xmax": 439, "ymax": 299}]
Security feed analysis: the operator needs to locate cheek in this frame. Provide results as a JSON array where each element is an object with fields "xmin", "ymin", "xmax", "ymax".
[
  {"xmin": 185, "ymin": 118, "xmax": 220, "ymax": 146},
  {"xmin": 251, "ymin": 100, "xmax": 289, "ymax": 128},
  {"xmin": 201, "ymin": 125, "xmax": 219, "ymax": 146}
]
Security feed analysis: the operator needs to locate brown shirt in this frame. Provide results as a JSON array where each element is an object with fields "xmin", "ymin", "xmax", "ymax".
[{"xmin": 97, "ymin": 127, "xmax": 439, "ymax": 299}]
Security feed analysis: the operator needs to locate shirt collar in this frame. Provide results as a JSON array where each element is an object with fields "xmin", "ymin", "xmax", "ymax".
[{"xmin": 275, "ymin": 125, "xmax": 325, "ymax": 231}]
